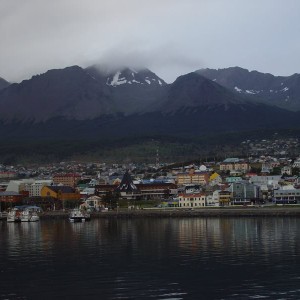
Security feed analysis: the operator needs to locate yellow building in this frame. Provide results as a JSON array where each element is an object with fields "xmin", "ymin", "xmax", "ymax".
[
  {"xmin": 176, "ymin": 169, "xmax": 210, "ymax": 186},
  {"xmin": 41, "ymin": 186, "xmax": 80, "ymax": 201},
  {"xmin": 219, "ymin": 191, "xmax": 231, "ymax": 206}
]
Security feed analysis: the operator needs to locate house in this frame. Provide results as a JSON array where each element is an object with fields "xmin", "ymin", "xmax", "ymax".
[
  {"xmin": 209, "ymin": 172, "xmax": 222, "ymax": 186},
  {"xmin": 281, "ymin": 166, "xmax": 292, "ymax": 176}
]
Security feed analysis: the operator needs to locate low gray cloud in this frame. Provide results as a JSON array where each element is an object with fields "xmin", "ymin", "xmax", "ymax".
[{"xmin": 1, "ymin": 0, "xmax": 300, "ymax": 83}]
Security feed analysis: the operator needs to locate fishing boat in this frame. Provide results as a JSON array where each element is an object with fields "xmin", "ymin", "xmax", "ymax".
[
  {"xmin": 69, "ymin": 208, "xmax": 91, "ymax": 223},
  {"xmin": 7, "ymin": 208, "xmax": 22, "ymax": 223}
]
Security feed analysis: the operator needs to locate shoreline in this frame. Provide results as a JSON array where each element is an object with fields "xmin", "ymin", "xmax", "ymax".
[
  {"xmin": 2, "ymin": 207, "xmax": 300, "ymax": 221},
  {"xmin": 39, "ymin": 207, "xmax": 300, "ymax": 219}
]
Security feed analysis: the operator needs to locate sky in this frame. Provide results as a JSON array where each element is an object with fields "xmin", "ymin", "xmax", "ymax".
[{"xmin": 1, "ymin": 0, "xmax": 300, "ymax": 83}]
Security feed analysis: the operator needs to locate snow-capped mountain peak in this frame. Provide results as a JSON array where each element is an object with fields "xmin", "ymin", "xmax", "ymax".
[{"xmin": 105, "ymin": 68, "xmax": 166, "ymax": 87}]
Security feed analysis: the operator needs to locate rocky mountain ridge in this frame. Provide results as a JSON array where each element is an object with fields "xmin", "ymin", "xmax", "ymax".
[{"xmin": 197, "ymin": 67, "xmax": 300, "ymax": 111}]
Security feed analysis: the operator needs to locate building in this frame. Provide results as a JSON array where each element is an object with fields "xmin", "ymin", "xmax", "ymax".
[
  {"xmin": 219, "ymin": 191, "xmax": 231, "ymax": 206},
  {"xmin": 28, "ymin": 180, "xmax": 53, "ymax": 197},
  {"xmin": 219, "ymin": 158, "xmax": 249, "ymax": 173},
  {"xmin": 6, "ymin": 179, "xmax": 35, "ymax": 193},
  {"xmin": 176, "ymin": 169, "xmax": 209, "ymax": 186},
  {"xmin": 53, "ymin": 173, "xmax": 81, "ymax": 188},
  {"xmin": 209, "ymin": 172, "xmax": 222, "ymax": 186},
  {"xmin": 206, "ymin": 190, "xmax": 220, "ymax": 206},
  {"xmin": 229, "ymin": 182, "xmax": 260, "ymax": 205},
  {"xmin": 281, "ymin": 166, "xmax": 292, "ymax": 176},
  {"xmin": 0, "ymin": 191, "xmax": 23, "ymax": 210},
  {"xmin": 178, "ymin": 193, "xmax": 206, "ymax": 208},
  {"xmin": 273, "ymin": 189, "xmax": 300, "ymax": 204},
  {"xmin": 0, "ymin": 171, "xmax": 17, "ymax": 179},
  {"xmin": 137, "ymin": 183, "xmax": 177, "ymax": 200},
  {"xmin": 41, "ymin": 186, "xmax": 80, "ymax": 201},
  {"xmin": 115, "ymin": 171, "xmax": 141, "ymax": 200}
]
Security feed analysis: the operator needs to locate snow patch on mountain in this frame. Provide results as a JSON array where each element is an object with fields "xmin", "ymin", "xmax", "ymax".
[{"xmin": 106, "ymin": 69, "xmax": 165, "ymax": 87}]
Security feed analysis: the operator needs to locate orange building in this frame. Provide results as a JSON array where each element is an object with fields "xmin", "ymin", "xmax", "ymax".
[
  {"xmin": 53, "ymin": 173, "xmax": 81, "ymax": 188},
  {"xmin": 41, "ymin": 186, "xmax": 80, "ymax": 201}
]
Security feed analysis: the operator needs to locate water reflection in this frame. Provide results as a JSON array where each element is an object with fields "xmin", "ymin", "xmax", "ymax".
[{"xmin": 0, "ymin": 218, "xmax": 300, "ymax": 299}]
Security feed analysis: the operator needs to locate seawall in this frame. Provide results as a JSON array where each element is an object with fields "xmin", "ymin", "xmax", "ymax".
[{"xmin": 38, "ymin": 207, "xmax": 300, "ymax": 219}]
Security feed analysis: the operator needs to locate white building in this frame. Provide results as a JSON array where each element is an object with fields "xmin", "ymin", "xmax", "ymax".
[
  {"xmin": 6, "ymin": 179, "xmax": 35, "ymax": 193},
  {"xmin": 28, "ymin": 180, "xmax": 53, "ymax": 197},
  {"xmin": 206, "ymin": 190, "xmax": 221, "ymax": 206},
  {"xmin": 178, "ymin": 193, "xmax": 206, "ymax": 208},
  {"xmin": 6, "ymin": 179, "xmax": 53, "ymax": 196}
]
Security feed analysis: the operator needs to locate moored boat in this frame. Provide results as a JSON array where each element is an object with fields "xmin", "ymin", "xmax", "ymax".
[
  {"xmin": 21, "ymin": 209, "xmax": 40, "ymax": 222},
  {"xmin": 69, "ymin": 208, "xmax": 91, "ymax": 223},
  {"xmin": 7, "ymin": 208, "xmax": 22, "ymax": 223}
]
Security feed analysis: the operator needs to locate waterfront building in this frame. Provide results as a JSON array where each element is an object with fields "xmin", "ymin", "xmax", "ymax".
[
  {"xmin": 273, "ymin": 189, "xmax": 300, "ymax": 204},
  {"xmin": 115, "ymin": 171, "xmax": 141, "ymax": 200},
  {"xmin": 206, "ymin": 190, "xmax": 220, "ymax": 206},
  {"xmin": 178, "ymin": 193, "xmax": 206, "ymax": 208},
  {"xmin": 228, "ymin": 182, "xmax": 260, "ymax": 205},
  {"xmin": 0, "ymin": 191, "xmax": 23, "ymax": 210},
  {"xmin": 218, "ymin": 191, "xmax": 231, "ymax": 206}
]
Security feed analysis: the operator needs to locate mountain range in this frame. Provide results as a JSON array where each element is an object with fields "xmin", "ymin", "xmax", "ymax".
[
  {"xmin": 197, "ymin": 67, "xmax": 300, "ymax": 111},
  {"xmin": 0, "ymin": 65, "xmax": 299, "ymax": 145}
]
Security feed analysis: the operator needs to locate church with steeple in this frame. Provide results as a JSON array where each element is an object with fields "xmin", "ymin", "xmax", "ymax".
[{"xmin": 115, "ymin": 171, "xmax": 141, "ymax": 200}]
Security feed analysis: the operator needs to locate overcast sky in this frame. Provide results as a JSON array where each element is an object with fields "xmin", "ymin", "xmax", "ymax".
[{"xmin": 1, "ymin": 0, "xmax": 300, "ymax": 83}]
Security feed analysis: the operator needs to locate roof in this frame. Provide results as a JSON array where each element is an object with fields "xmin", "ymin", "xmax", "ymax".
[
  {"xmin": 0, "ymin": 191, "xmax": 21, "ymax": 196},
  {"xmin": 116, "ymin": 171, "xmax": 138, "ymax": 192},
  {"xmin": 209, "ymin": 172, "xmax": 220, "ymax": 181},
  {"xmin": 223, "ymin": 158, "xmax": 240, "ymax": 163},
  {"xmin": 46, "ymin": 186, "xmax": 76, "ymax": 193}
]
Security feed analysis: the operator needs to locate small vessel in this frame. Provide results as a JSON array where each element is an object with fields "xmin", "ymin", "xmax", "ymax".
[
  {"xmin": 21, "ymin": 209, "xmax": 40, "ymax": 222},
  {"xmin": 7, "ymin": 208, "xmax": 22, "ymax": 223},
  {"xmin": 69, "ymin": 208, "xmax": 91, "ymax": 223}
]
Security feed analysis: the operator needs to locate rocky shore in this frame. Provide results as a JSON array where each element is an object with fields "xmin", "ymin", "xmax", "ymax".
[{"xmin": 38, "ymin": 207, "xmax": 300, "ymax": 220}]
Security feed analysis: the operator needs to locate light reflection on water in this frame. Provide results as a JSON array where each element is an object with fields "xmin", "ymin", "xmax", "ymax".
[{"xmin": 0, "ymin": 218, "xmax": 300, "ymax": 299}]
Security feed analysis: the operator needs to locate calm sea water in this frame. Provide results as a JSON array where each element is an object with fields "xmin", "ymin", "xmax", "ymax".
[{"xmin": 1, "ymin": 217, "xmax": 300, "ymax": 300}]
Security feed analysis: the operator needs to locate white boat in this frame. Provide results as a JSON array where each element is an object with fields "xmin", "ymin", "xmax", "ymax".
[
  {"xmin": 7, "ymin": 208, "xmax": 22, "ymax": 223},
  {"xmin": 20, "ymin": 209, "xmax": 39, "ymax": 222},
  {"xmin": 69, "ymin": 209, "xmax": 91, "ymax": 223}
]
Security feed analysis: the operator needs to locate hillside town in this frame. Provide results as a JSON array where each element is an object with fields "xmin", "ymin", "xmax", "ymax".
[{"xmin": 1, "ymin": 137, "xmax": 300, "ymax": 213}]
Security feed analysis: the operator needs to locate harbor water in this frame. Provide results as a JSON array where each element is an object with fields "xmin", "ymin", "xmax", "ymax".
[{"xmin": 1, "ymin": 217, "xmax": 300, "ymax": 299}]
